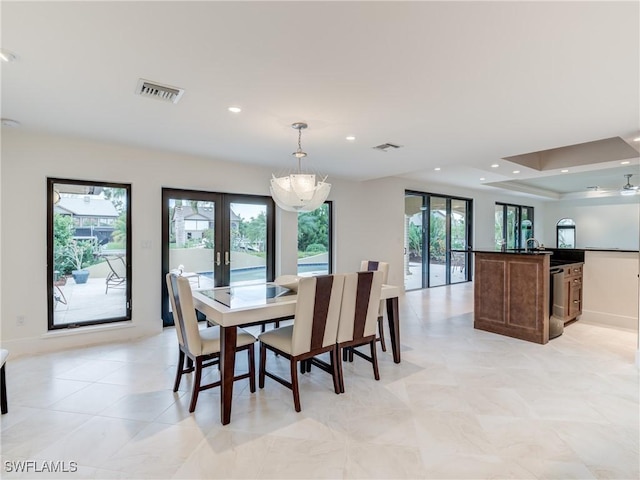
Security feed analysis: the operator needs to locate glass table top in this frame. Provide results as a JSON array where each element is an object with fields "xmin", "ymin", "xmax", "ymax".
[{"xmin": 199, "ymin": 283, "xmax": 294, "ymax": 309}]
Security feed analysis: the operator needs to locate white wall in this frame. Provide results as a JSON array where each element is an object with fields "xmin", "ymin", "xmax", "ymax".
[
  {"xmin": 1, "ymin": 129, "xmax": 634, "ymax": 357},
  {"xmin": 542, "ymin": 197, "xmax": 640, "ymax": 250}
]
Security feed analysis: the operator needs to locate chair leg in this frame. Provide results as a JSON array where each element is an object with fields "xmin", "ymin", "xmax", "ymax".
[
  {"xmin": 337, "ymin": 347, "xmax": 345, "ymax": 394},
  {"xmin": 330, "ymin": 348, "xmax": 341, "ymax": 395},
  {"xmin": 258, "ymin": 343, "xmax": 266, "ymax": 389},
  {"xmin": 1, "ymin": 364, "xmax": 7, "ymax": 414},
  {"xmin": 370, "ymin": 340, "xmax": 380, "ymax": 381},
  {"xmin": 378, "ymin": 316, "xmax": 387, "ymax": 352},
  {"xmin": 173, "ymin": 350, "xmax": 185, "ymax": 392},
  {"xmin": 189, "ymin": 357, "xmax": 203, "ymax": 413},
  {"xmin": 247, "ymin": 344, "xmax": 256, "ymax": 393},
  {"xmin": 290, "ymin": 359, "xmax": 301, "ymax": 412}
]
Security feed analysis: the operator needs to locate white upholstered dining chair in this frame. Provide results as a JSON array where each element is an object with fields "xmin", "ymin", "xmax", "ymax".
[
  {"xmin": 166, "ymin": 273, "xmax": 257, "ymax": 413},
  {"xmin": 336, "ymin": 270, "xmax": 384, "ymax": 392},
  {"xmin": 360, "ymin": 260, "xmax": 389, "ymax": 351},
  {"xmin": 258, "ymin": 274, "xmax": 345, "ymax": 412}
]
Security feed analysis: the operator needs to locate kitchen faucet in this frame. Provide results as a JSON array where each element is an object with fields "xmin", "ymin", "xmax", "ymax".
[{"xmin": 525, "ymin": 238, "xmax": 540, "ymax": 253}]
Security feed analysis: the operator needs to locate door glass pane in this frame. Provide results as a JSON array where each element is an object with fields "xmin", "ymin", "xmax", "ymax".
[
  {"xmin": 50, "ymin": 181, "xmax": 130, "ymax": 329},
  {"xmin": 521, "ymin": 207, "xmax": 533, "ymax": 248},
  {"xmin": 404, "ymin": 194, "xmax": 423, "ymax": 290},
  {"xmin": 450, "ymin": 199, "xmax": 467, "ymax": 284},
  {"xmin": 168, "ymin": 198, "xmax": 216, "ymax": 289},
  {"xmin": 298, "ymin": 203, "xmax": 330, "ymax": 276},
  {"xmin": 230, "ymin": 202, "xmax": 267, "ymax": 285},
  {"xmin": 506, "ymin": 205, "xmax": 518, "ymax": 249},
  {"xmin": 495, "ymin": 204, "xmax": 505, "ymax": 249},
  {"xmin": 429, "ymin": 197, "xmax": 446, "ymax": 287}
]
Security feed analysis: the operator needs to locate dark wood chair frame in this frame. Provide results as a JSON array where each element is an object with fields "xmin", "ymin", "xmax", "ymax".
[
  {"xmin": 174, "ymin": 341, "xmax": 256, "ymax": 413},
  {"xmin": 259, "ymin": 342, "xmax": 340, "ymax": 412},
  {"xmin": 1, "ymin": 361, "xmax": 7, "ymax": 414}
]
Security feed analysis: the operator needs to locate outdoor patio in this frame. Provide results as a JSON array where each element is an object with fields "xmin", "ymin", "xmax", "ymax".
[{"xmin": 54, "ymin": 277, "xmax": 127, "ymax": 325}]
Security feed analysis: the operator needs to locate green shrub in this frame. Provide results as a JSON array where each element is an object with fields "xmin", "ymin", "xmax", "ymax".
[{"xmin": 305, "ymin": 243, "xmax": 327, "ymax": 253}]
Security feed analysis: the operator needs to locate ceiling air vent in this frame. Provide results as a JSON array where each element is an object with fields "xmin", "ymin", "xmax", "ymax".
[
  {"xmin": 135, "ymin": 78, "xmax": 184, "ymax": 104},
  {"xmin": 372, "ymin": 142, "xmax": 403, "ymax": 152}
]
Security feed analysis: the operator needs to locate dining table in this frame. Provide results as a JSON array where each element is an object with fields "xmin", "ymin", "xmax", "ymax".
[{"xmin": 192, "ymin": 281, "xmax": 401, "ymax": 425}]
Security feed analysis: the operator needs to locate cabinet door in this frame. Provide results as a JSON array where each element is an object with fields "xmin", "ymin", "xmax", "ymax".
[{"xmin": 568, "ymin": 278, "xmax": 582, "ymax": 319}]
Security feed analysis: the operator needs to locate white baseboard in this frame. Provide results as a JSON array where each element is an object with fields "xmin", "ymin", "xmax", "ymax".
[{"xmin": 579, "ymin": 309, "xmax": 638, "ymax": 331}]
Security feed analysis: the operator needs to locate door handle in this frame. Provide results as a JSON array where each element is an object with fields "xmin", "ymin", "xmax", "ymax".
[
  {"xmin": 216, "ymin": 252, "xmax": 221, "ymax": 266},
  {"xmin": 225, "ymin": 251, "xmax": 230, "ymax": 265}
]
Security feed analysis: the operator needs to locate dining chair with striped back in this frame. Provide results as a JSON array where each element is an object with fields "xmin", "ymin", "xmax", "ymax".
[
  {"xmin": 336, "ymin": 270, "xmax": 384, "ymax": 393},
  {"xmin": 360, "ymin": 260, "xmax": 389, "ymax": 352},
  {"xmin": 166, "ymin": 273, "xmax": 257, "ymax": 413},
  {"xmin": 258, "ymin": 274, "xmax": 345, "ymax": 412}
]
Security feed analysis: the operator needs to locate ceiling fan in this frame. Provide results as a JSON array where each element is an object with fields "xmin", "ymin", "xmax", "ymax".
[{"xmin": 620, "ymin": 174, "xmax": 639, "ymax": 196}]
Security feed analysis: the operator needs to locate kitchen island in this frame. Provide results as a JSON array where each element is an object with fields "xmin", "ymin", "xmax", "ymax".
[{"xmin": 473, "ymin": 250, "xmax": 553, "ymax": 344}]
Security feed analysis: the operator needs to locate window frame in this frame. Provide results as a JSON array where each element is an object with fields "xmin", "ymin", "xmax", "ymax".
[
  {"xmin": 47, "ymin": 178, "xmax": 132, "ymax": 330},
  {"xmin": 495, "ymin": 202, "xmax": 535, "ymax": 250}
]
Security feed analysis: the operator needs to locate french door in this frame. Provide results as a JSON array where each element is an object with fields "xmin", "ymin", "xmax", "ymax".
[
  {"xmin": 404, "ymin": 191, "xmax": 472, "ymax": 290},
  {"xmin": 161, "ymin": 188, "xmax": 275, "ymax": 326}
]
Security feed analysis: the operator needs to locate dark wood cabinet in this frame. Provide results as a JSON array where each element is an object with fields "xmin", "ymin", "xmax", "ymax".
[{"xmin": 558, "ymin": 263, "xmax": 583, "ymax": 324}]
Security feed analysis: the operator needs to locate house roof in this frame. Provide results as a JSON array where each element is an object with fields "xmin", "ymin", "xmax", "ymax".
[
  {"xmin": 55, "ymin": 196, "xmax": 119, "ymax": 217},
  {"xmin": 171, "ymin": 206, "xmax": 240, "ymax": 222}
]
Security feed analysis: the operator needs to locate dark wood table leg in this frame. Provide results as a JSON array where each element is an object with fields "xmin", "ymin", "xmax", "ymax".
[
  {"xmin": 219, "ymin": 325, "xmax": 237, "ymax": 425},
  {"xmin": 386, "ymin": 297, "xmax": 401, "ymax": 363}
]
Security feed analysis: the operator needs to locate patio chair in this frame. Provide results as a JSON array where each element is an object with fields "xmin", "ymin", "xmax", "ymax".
[
  {"xmin": 105, "ymin": 255, "xmax": 126, "ymax": 294},
  {"xmin": 53, "ymin": 271, "xmax": 67, "ymax": 307}
]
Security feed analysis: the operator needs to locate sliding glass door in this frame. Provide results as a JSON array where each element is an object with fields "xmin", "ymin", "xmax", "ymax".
[
  {"xmin": 404, "ymin": 191, "xmax": 472, "ymax": 290},
  {"xmin": 161, "ymin": 189, "xmax": 274, "ymax": 326}
]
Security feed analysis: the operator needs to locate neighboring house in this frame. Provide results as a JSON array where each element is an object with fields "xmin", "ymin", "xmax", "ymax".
[
  {"xmin": 170, "ymin": 205, "xmax": 240, "ymax": 242},
  {"xmin": 54, "ymin": 195, "xmax": 119, "ymax": 245}
]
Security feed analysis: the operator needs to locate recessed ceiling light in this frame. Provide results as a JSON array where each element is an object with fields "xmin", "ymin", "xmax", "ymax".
[
  {"xmin": 228, "ymin": 106, "xmax": 242, "ymax": 113},
  {"xmin": 512, "ymin": 170, "xmax": 520, "ymax": 174},
  {"xmin": 434, "ymin": 167, "xmax": 441, "ymax": 171},
  {"xmin": 0, "ymin": 49, "xmax": 17, "ymax": 62},
  {"xmin": 1, "ymin": 118, "xmax": 20, "ymax": 127},
  {"xmin": 621, "ymin": 161, "xmax": 631, "ymax": 165},
  {"xmin": 491, "ymin": 164, "xmax": 499, "ymax": 168},
  {"xmin": 345, "ymin": 136, "xmax": 356, "ymax": 141},
  {"xmin": 480, "ymin": 177, "xmax": 486, "ymax": 181},
  {"xmin": 561, "ymin": 169, "xmax": 569, "ymax": 173}
]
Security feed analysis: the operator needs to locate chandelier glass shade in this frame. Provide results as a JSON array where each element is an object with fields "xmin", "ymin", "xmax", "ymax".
[{"xmin": 270, "ymin": 122, "xmax": 331, "ymax": 212}]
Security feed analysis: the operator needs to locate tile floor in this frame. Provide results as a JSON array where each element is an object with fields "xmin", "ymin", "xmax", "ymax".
[{"xmin": 1, "ymin": 282, "xmax": 638, "ymax": 479}]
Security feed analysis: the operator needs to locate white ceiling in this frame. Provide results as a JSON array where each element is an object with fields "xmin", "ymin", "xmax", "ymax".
[{"xmin": 2, "ymin": 1, "xmax": 639, "ymax": 199}]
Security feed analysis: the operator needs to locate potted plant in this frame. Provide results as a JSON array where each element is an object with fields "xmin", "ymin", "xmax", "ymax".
[{"xmin": 64, "ymin": 239, "xmax": 97, "ymax": 284}]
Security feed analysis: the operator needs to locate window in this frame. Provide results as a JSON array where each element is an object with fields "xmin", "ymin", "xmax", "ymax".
[
  {"xmin": 297, "ymin": 202, "xmax": 332, "ymax": 276},
  {"xmin": 48, "ymin": 179, "xmax": 131, "ymax": 330},
  {"xmin": 556, "ymin": 218, "xmax": 576, "ymax": 248},
  {"xmin": 495, "ymin": 202, "xmax": 534, "ymax": 250}
]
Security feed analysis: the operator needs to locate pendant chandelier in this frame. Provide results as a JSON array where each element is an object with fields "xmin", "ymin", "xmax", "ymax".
[{"xmin": 270, "ymin": 122, "xmax": 331, "ymax": 212}]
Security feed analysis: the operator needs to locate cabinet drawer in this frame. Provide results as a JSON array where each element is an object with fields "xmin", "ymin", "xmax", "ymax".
[{"xmin": 562, "ymin": 264, "xmax": 583, "ymax": 277}]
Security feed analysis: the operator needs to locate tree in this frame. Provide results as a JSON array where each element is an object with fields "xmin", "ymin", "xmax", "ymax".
[
  {"xmin": 298, "ymin": 205, "xmax": 329, "ymax": 253},
  {"xmin": 111, "ymin": 212, "xmax": 127, "ymax": 245},
  {"xmin": 53, "ymin": 213, "xmax": 74, "ymax": 274}
]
